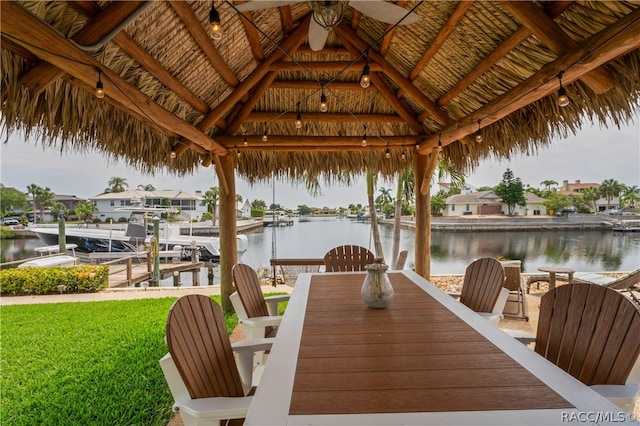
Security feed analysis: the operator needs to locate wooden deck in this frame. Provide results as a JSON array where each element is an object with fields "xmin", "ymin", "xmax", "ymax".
[{"xmin": 102, "ymin": 253, "xmax": 204, "ymax": 288}]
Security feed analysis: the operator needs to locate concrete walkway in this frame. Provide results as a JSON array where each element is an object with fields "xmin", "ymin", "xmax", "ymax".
[{"xmin": 0, "ymin": 284, "xmax": 293, "ymax": 306}]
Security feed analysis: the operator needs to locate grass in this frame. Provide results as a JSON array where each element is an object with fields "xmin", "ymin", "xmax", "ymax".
[{"xmin": 1, "ymin": 296, "xmax": 238, "ymax": 426}]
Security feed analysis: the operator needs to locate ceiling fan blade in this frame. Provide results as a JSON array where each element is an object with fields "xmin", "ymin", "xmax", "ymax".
[
  {"xmin": 348, "ymin": 1, "xmax": 421, "ymax": 25},
  {"xmin": 224, "ymin": 1, "xmax": 305, "ymax": 13},
  {"xmin": 308, "ymin": 18, "xmax": 329, "ymax": 51}
]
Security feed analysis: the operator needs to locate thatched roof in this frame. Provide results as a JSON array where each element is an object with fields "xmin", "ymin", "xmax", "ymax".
[{"xmin": 2, "ymin": 1, "xmax": 640, "ymax": 185}]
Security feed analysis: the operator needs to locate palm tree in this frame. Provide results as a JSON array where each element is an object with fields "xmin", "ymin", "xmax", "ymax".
[
  {"xmin": 105, "ymin": 177, "xmax": 128, "ymax": 193},
  {"xmin": 620, "ymin": 184, "xmax": 639, "ymax": 208},
  {"xmin": 236, "ymin": 194, "xmax": 243, "ymax": 203},
  {"xmin": 366, "ymin": 168, "xmax": 384, "ymax": 259},
  {"xmin": 137, "ymin": 184, "xmax": 155, "ymax": 191},
  {"xmin": 74, "ymin": 200, "xmax": 98, "ymax": 223},
  {"xmin": 391, "ymin": 168, "xmax": 414, "ymax": 269},
  {"xmin": 540, "ymin": 180, "xmax": 558, "ymax": 196},
  {"xmin": 599, "ymin": 178, "xmax": 621, "ymax": 207},
  {"xmin": 581, "ymin": 186, "xmax": 600, "ymax": 212},
  {"xmin": 202, "ymin": 187, "xmax": 219, "ymax": 225},
  {"xmin": 376, "ymin": 187, "xmax": 393, "ymax": 215},
  {"xmin": 26, "ymin": 183, "xmax": 39, "ymax": 222},
  {"xmin": 34, "ymin": 187, "xmax": 55, "ymax": 223}
]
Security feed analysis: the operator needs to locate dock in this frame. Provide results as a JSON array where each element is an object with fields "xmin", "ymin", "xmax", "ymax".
[{"xmin": 106, "ymin": 260, "xmax": 204, "ymax": 288}]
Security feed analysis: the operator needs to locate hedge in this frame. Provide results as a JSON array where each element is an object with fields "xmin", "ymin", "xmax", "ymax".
[{"xmin": 0, "ymin": 265, "xmax": 109, "ymax": 295}]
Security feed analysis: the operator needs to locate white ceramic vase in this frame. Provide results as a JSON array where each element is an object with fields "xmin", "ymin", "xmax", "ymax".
[{"xmin": 361, "ymin": 263, "xmax": 394, "ymax": 308}]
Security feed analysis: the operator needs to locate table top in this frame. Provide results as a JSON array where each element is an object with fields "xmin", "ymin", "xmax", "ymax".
[
  {"xmin": 245, "ymin": 271, "xmax": 635, "ymax": 425},
  {"xmin": 538, "ymin": 266, "xmax": 576, "ymax": 274}
]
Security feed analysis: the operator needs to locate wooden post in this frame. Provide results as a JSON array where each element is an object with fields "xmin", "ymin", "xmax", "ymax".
[
  {"xmin": 192, "ymin": 269, "xmax": 200, "ymax": 286},
  {"xmin": 413, "ymin": 152, "xmax": 439, "ymax": 279},
  {"xmin": 216, "ymin": 155, "xmax": 238, "ymax": 313},
  {"xmin": 208, "ymin": 265, "xmax": 214, "ymax": 286},
  {"xmin": 126, "ymin": 257, "xmax": 133, "ymax": 286},
  {"xmin": 173, "ymin": 271, "xmax": 180, "ymax": 287}
]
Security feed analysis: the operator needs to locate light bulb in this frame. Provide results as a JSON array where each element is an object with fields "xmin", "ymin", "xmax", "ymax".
[
  {"xmin": 295, "ymin": 112, "xmax": 302, "ymax": 129},
  {"xmin": 262, "ymin": 131, "xmax": 268, "ymax": 142},
  {"xmin": 243, "ymin": 136, "xmax": 248, "ymax": 146},
  {"xmin": 360, "ymin": 64, "xmax": 370, "ymax": 88},
  {"xmin": 320, "ymin": 92, "xmax": 328, "ymax": 113},
  {"xmin": 385, "ymin": 148, "xmax": 391, "ymax": 159},
  {"xmin": 475, "ymin": 133, "xmax": 483, "ymax": 143},
  {"xmin": 558, "ymin": 87, "xmax": 570, "ymax": 107},
  {"xmin": 361, "ymin": 134, "xmax": 367, "ymax": 147},
  {"xmin": 210, "ymin": 5, "xmax": 222, "ymax": 40}
]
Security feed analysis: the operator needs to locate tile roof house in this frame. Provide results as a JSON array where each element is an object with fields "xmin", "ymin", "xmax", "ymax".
[
  {"xmin": 556, "ymin": 180, "xmax": 619, "ymax": 211},
  {"xmin": 444, "ymin": 191, "xmax": 547, "ymax": 216}
]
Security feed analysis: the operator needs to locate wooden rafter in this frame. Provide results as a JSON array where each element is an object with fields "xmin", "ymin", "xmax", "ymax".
[
  {"xmin": 438, "ymin": 1, "xmax": 574, "ymax": 107},
  {"xmin": 419, "ymin": 9, "xmax": 640, "ymax": 151},
  {"xmin": 270, "ymin": 60, "xmax": 383, "ymax": 72},
  {"xmin": 379, "ymin": 1, "xmax": 408, "ymax": 55},
  {"xmin": 279, "ymin": 6, "xmax": 294, "ymax": 34},
  {"xmin": 0, "ymin": 1, "xmax": 228, "ymax": 155},
  {"xmin": 500, "ymin": 0, "xmax": 615, "ymax": 94},
  {"xmin": 215, "ymin": 135, "xmax": 423, "ymax": 148},
  {"xmin": 197, "ymin": 15, "xmax": 311, "ymax": 132},
  {"xmin": 226, "ymin": 70, "xmax": 280, "ymax": 135},
  {"xmin": 19, "ymin": 1, "xmax": 144, "ymax": 95},
  {"xmin": 270, "ymin": 80, "xmax": 375, "ymax": 91},
  {"xmin": 238, "ymin": 11, "xmax": 265, "ymax": 61},
  {"xmin": 245, "ymin": 112, "xmax": 405, "ymax": 123}
]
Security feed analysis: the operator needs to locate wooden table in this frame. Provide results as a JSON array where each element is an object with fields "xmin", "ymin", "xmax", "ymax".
[
  {"xmin": 245, "ymin": 271, "xmax": 634, "ymax": 425},
  {"xmin": 537, "ymin": 266, "xmax": 575, "ymax": 290}
]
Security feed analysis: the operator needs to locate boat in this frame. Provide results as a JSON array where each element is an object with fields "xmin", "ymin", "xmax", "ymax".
[
  {"xmin": 262, "ymin": 211, "xmax": 294, "ymax": 227},
  {"xmin": 29, "ymin": 207, "xmax": 248, "ymax": 262},
  {"xmin": 18, "ymin": 255, "xmax": 78, "ymax": 268}
]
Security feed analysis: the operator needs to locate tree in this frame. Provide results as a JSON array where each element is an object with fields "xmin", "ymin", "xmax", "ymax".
[
  {"xmin": 297, "ymin": 205, "xmax": 313, "ymax": 215},
  {"xmin": 105, "ymin": 177, "xmax": 128, "ymax": 193},
  {"xmin": 620, "ymin": 184, "xmax": 639, "ymax": 208},
  {"xmin": 236, "ymin": 194, "xmax": 243, "ymax": 203},
  {"xmin": 366, "ymin": 168, "xmax": 384, "ymax": 259},
  {"xmin": 581, "ymin": 186, "xmax": 600, "ymax": 212},
  {"xmin": 74, "ymin": 200, "xmax": 98, "ymax": 223},
  {"xmin": 543, "ymin": 194, "xmax": 571, "ymax": 214},
  {"xmin": 137, "ymin": 184, "xmax": 155, "ymax": 191},
  {"xmin": 430, "ymin": 191, "xmax": 447, "ymax": 216},
  {"xmin": 494, "ymin": 169, "xmax": 526, "ymax": 216},
  {"xmin": 390, "ymin": 169, "xmax": 414, "ymax": 269},
  {"xmin": 540, "ymin": 180, "xmax": 558, "ymax": 197},
  {"xmin": 50, "ymin": 202, "xmax": 67, "ymax": 220},
  {"xmin": 375, "ymin": 187, "xmax": 393, "ymax": 216},
  {"xmin": 26, "ymin": 183, "xmax": 39, "ymax": 222},
  {"xmin": 201, "ymin": 187, "xmax": 219, "ymax": 225},
  {"xmin": 0, "ymin": 185, "xmax": 28, "ymax": 217},
  {"xmin": 251, "ymin": 199, "xmax": 267, "ymax": 210},
  {"xmin": 599, "ymin": 178, "xmax": 621, "ymax": 207}
]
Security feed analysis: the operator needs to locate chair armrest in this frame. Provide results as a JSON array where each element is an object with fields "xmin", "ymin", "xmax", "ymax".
[
  {"xmin": 477, "ymin": 312, "xmax": 502, "ymax": 326},
  {"xmin": 502, "ymin": 330, "xmax": 537, "ymax": 345},
  {"xmin": 232, "ymin": 338, "xmax": 275, "ymax": 392},
  {"xmin": 174, "ymin": 395, "xmax": 253, "ymax": 419},
  {"xmin": 448, "ymin": 292, "xmax": 461, "ymax": 300},
  {"xmin": 231, "ymin": 337, "xmax": 274, "ymax": 354},
  {"xmin": 240, "ymin": 316, "xmax": 283, "ymax": 328},
  {"xmin": 264, "ymin": 294, "xmax": 290, "ymax": 316}
]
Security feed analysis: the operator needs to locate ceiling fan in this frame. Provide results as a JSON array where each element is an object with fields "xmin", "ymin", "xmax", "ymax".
[{"xmin": 224, "ymin": 1, "xmax": 422, "ymax": 51}]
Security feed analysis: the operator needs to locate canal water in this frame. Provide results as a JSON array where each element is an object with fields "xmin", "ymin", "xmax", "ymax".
[{"xmin": 3, "ymin": 217, "xmax": 639, "ymax": 287}]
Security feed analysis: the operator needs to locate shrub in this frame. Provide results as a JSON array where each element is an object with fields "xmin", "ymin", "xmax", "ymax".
[
  {"xmin": 0, "ymin": 228, "xmax": 16, "ymax": 239},
  {"xmin": 92, "ymin": 217, "xmax": 102, "ymax": 223},
  {"xmin": 0, "ymin": 265, "xmax": 108, "ymax": 296},
  {"xmin": 117, "ymin": 217, "xmax": 128, "ymax": 222},
  {"xmin": 251, "ymin": 209, "xmax": 265, "ymax": 217}
]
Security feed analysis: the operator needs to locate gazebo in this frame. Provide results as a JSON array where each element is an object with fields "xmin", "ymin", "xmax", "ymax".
[{"xmin": 2, "ymin": 1, "xmax": 639, "ymax": 310}]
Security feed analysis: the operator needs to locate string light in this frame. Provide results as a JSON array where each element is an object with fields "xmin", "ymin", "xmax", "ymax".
[
  {"xmin": 360, "ymin": 55, "xmax": 371, "ymax": 88},
  {"xmin": 557, "ymin": 71, "xmax": 570, "ymax": 107},
  {"xmin": 209, "ymin": 1, "xmax": 222, "ymax": 40},
  {"xmin": 237, "ymin": 149, "xmax": 241, "ymax": 157},
  {"xmin": 438, "ymin": 134, "xmax": 442, "ymax": 152},
  {"xmin": 295, "ymin": 102, "xmax": 302, "ymax": 129},
  {"xmin": 361, "ymin": 126, "xmax": 367, "ymax": 147},
  {"xmin": 169, "ymin": 145, "xmax": 177, "ymax": 159},
  {"xmin": 401, "ymin": 148, "xmax": 406, "ymax": 161},
  {"xmin": 320, "ymin": 85, "xmax": 328, "ymax": 113},
  {"xmin": 262, "ymin": 129, "xmax": 268, "ymax": 142},
  {"xmin": 385, "ymin": 145, "xmax": 391, "ymax": 159},
  {"xmin": 95, "ymin": 68, "xmax": 104, "ymax": 99},
  {"xmin": 475, "ymin": 120, "xmax": 483, "ymax": 143},
  {"xmin": 243, "ymin": 135, "xmax": 248, "ymax": 146}
]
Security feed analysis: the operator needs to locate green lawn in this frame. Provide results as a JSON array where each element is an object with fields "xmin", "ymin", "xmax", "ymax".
[{"xmin": 1, "ymin": 296, "xmax": 237, "ymax": 426}]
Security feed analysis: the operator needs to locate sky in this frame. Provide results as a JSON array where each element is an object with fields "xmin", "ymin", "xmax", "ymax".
[{"xmin": 1, "ymin": 115, "xmax": 638, "ymax": 209}]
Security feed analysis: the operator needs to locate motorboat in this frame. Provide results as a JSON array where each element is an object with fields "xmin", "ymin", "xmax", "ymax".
[
  {"xmin": 29, "ymin": 207, "xmax": 248, "ymax": 262},
  {"xmin": 19, "ymin": 255, "xmax": 78, "ymax": 268}
]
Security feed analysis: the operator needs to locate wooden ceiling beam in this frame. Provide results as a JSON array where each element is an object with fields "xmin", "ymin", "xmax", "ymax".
[
  {"xmin": 245, "ymin": 112, "xmax": 406, "ymax": 123},
  {"xmin": 500, "ymin": 0, "xmax": 615, "ymax": 94},
  {"xmin": 197, "ymin": 15, "xmax": 310, "ymax": 132},
  {"xmin": 270, "ymin": 61, "xmax": 383, "ymax": 72},
  {"xmin": 379, "ymin": 1, "xmax": 408, "ymax": 56},
  {"xmin": 408, "ymin": 1, "xmax": 474, "ymax": 81},
  {"xmin": 419, "ymin": 9, "xmax": 640, "ymax": 151},
  {"xmin": 279, "ymin": 6, "xmax": 294, "ymax": 34},
  {"xmin": 369, "ymin": 72, "xmax": 425, "ymax": 134},
  {"xmin": 168, "ymin": 1, "xmax": 240, "ymax": 90},
  {"xmin": 334, "ymin": 23, "xmax": 450, "ymax": 126},
  {"xmin": 0, "ymin": 1, "xmax": 228, "ymax": 156},
  {"xmin": 19, "ymin": 1, "xmax": 144, "ymax": 95},
  {"xmin": 438, "ymin": 1, "xmax": 573, "ymax": 107},
  {"xmin": 215, "ymin": 135, "xmax": 423, "ymax": 147},
  {"xmin": 239, "ymin": 11, "xmax": 266, "ymax": 61},
  {"xmin": 296, "ymin": 46, "xmax": 351, "ymax": 55},
  {"xmin": 226, "ymin": 71, "xmax": 279, "ymax": 135},
  {"xmin": 238, "ymin": 145, "xmax": 408, "ymax": 153},
  {"xmin": 270, "ymin": 80, "xmax": 375, "ymax": 90}
]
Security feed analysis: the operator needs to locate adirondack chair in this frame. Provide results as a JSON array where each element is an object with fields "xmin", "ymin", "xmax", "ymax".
[
  {"xmin": 532, "ymin": 283, "xmax": 640, "ymax": 411},
  {"xmin": 160, "ymin": 294, "xmax": 273, "ymax": 426},
  {"xmin": 452, "ymin": 257, "xmax": 509, "ymax": 325},
  {"xmin": 323, "ymin": 244, "xmax": 375, "ymax": 272}
]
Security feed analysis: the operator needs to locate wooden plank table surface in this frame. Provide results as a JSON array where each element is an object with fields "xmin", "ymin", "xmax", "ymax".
[{"xmin": 246, "ymin": 271, "xmax": 636, "ymax": 425}]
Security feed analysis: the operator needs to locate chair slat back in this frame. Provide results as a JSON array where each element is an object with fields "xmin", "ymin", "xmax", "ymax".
[
  {"xmin": 459, "ymin": 258, "xmax": 505, "ymax": 313},
  {"xmin": 166, "ymin": 294, "xmax": 245, "ymax": 399},
  {"xmin": 323, "ymin": 245, "xmax": 375, "ymax": 272},
  {"xmin": 607, "ymin": 268, "xmax": 640, "ymax": 290},
  {"xmin": 535, "ymin": 283, "xmax": 640, "ymax": 385},
  {"xmin": 232, "ymin": 264, "xmax": 269, "ymax": 318},
  {"xmin": 503, "ymin": 266, "xmax": 522, "ymax": 292}
]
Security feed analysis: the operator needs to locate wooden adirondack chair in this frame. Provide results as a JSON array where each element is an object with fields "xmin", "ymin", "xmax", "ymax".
[
  {"xmin": 323, "ymin": 244, "xmax": 375, "ymax": 272},
  {"xmin": 161, "ymin": 294, "xmax": 273, "ymax": 426},
  {"xmin": 500, "ymin": 260, "xmax": 528, "ymax": 321},
  {"xmin": 454, "ymin": 257, "xmax": 509, "ymax": 325},
  {"xmin": 534, "ymin": 283, "xmax": 640, "ymax": 411}
]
